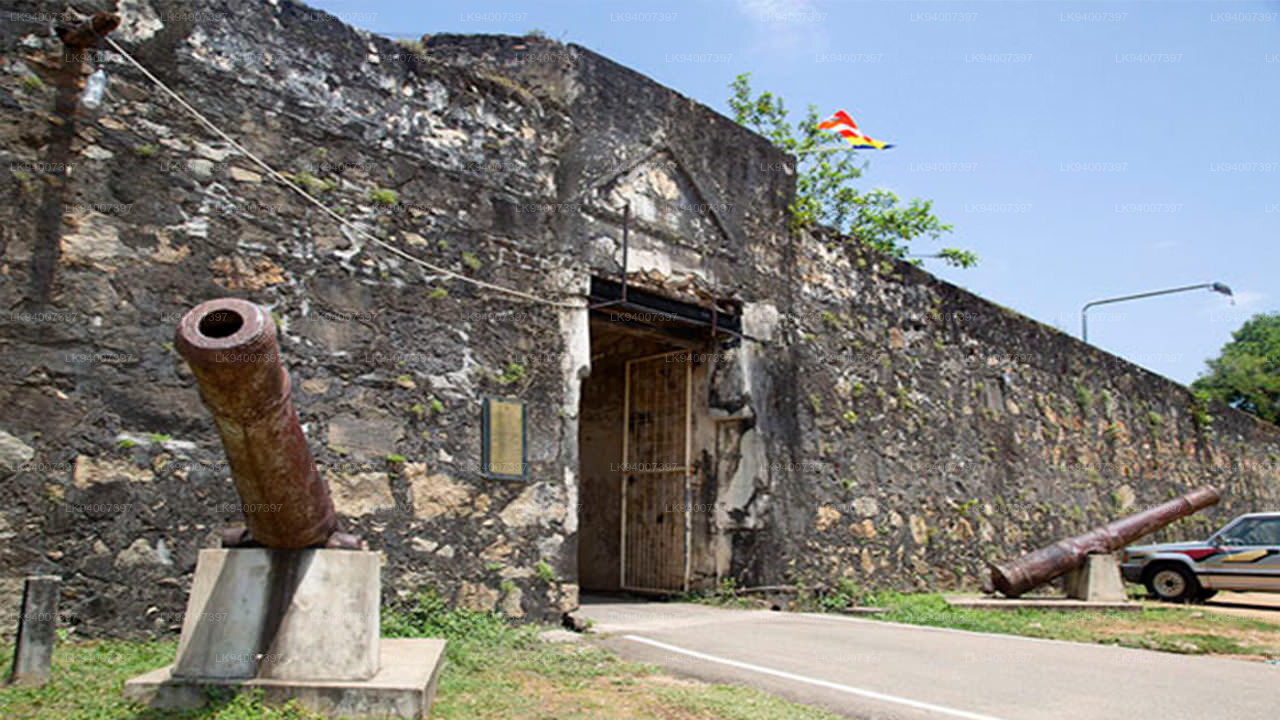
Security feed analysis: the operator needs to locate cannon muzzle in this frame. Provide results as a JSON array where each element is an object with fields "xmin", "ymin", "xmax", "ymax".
[
  {"xmin": 990, "ymin": 486, "xmax": 1221, "ymax": 597},
  {"xmin": 175, "ymin": 298, "xmax": 338, "ymax": 549}
]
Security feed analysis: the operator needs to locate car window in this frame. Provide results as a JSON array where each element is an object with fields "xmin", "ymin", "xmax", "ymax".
[
  {"xmin": 1219, "ymin": 520, "xmax": 1254, "ymax": 544},
  {"xmin": 1220, "ymin": 518, "xmax": 1280, "ymax": 546}
]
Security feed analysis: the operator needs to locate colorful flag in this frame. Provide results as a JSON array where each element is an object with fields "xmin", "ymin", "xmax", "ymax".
[{"xmin": 818, "ymin": 110, "xmax": 894, "ymax": 150}]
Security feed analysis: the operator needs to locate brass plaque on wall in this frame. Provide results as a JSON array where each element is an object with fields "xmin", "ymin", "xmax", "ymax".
[{"xmin": 482, "ymin": 397, "xmax": 527, "ymax": 479}]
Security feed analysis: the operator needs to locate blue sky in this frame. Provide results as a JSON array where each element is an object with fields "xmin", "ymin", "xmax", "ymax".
[{"xmin": 311, "ymin": 0, "xmax": 1279, "ymax": 385}]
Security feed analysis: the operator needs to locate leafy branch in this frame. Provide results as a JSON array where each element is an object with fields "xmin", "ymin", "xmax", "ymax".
[{"xmin": 728, "ymin": 73, "xmax": 976, "ymax": 268}]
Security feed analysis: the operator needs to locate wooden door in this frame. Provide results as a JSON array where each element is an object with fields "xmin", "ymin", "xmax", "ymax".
[{"xmin": 620, "ymin": 351, "xmax": 692, "ymax": 592}]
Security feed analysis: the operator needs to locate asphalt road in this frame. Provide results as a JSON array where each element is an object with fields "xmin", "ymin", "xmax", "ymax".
[{"xmin": 579, "ymin": 597, "xmax": 1280, "ymax": 720}]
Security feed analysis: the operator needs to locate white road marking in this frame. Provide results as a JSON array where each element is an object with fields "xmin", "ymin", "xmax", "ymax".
[{"xmin": 622, "ymin": 634, "xmax": 1009, "ymax": 720}]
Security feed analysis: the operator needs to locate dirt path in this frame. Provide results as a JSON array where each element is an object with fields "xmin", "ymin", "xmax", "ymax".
[{"xmin": 1198, "ymin": 591, "xmax": 1280, "ymax": 624}]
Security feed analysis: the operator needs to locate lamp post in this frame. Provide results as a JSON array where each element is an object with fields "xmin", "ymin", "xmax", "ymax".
[{"xmin": 1081, "ymin": 282, "xmax": 1233, "ymax": 343}]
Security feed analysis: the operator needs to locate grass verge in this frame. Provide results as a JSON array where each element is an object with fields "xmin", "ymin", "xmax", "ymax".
[
  {"xmin": 688, "ymin": 582, "xmax": 1280, "ymax": 660},
  {"xmin": 861, "ymin": 592, "xmax": 1280, "ymax": 659},
  {"xmin": 0, "ymin": 591, "xmax": 841, "ymax": 720}
]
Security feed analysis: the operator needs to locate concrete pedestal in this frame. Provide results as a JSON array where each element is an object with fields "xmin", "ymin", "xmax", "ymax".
[
  {"xmin": 125, "ymin": 548, "xmax": 444, "ymax": 718},
  {"xmin": 1064, "ymin": 553, "xmax": 1128, "ymax": 602},
  {"xmin": 172, "ymin": 549, "xmax": 381, "ymax": 681}
]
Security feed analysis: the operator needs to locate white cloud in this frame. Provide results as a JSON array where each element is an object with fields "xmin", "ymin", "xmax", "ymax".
[
  {"xmin": 735, "ymin": 0, "xmax": 828, "ymax": 50},
  {"xmin": 736, "ymin": 0, "xmax": 822, "ymax": 23}
]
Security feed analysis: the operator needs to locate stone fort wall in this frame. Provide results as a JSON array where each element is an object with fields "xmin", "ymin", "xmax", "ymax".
[{"xmin": 1, "ymin": 0, "xmax": 1276, "ymax": 638}]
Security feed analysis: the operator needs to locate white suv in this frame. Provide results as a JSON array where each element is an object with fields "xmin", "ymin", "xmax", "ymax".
[{"xmin": 1121, "ymin": 512, "xmax": 1280, "ymax": 602}]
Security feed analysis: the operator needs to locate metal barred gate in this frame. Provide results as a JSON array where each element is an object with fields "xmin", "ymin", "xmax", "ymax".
[{"xmin": 620, "ymin": 350, "xmax": 692, "ymax": 592}]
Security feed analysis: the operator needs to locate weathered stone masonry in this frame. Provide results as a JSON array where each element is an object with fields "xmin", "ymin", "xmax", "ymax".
[
  {"xmin": 781, "ymin": 235, "xmax": 1280, "ymax": 591},
  {"xmin": 1, "ymin": 0, "xmax": 1277, "ymax": 637},
  {"xmin": 0, "ymin": 0, "xmax": 794, "ymax": 634}
]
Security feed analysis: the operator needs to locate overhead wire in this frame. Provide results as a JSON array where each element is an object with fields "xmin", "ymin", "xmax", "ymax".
[{"xmin": 100, "ymin": 34, "xmax": 582, "ymax": 309}]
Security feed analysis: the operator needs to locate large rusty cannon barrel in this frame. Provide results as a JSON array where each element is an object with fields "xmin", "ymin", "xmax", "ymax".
[
  {"xmin": 990, "ymin": 486, "xmax": 1221, "ymax": 597},
  {"xmin": 175, "ymin": 298, "xmax": 338, "ymax": 549}
]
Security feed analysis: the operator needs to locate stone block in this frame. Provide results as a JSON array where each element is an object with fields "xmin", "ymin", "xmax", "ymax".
[
  {"xmin": 6, "ymin": 575, "xmax": 60, "ymax": 686},
  {"xmin": 326, "ymin": 412, "xmax": 404, "ymax": 459},
  {"xmin": 0, "ymin": 430, "xmax": 34, "ymax": 474},
  {"xmin": 327, "ymin": 471, "xmax": 395, "ymax": 518}
]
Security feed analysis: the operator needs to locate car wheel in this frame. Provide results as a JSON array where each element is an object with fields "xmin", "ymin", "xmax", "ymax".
[
  {"xmin": 1196, "ymin": 589, "xmax": 1218, "ymax": 602},
  {"xmin": 1145, "ymin": 564, "xmax": 1200, "ymax": 603}
]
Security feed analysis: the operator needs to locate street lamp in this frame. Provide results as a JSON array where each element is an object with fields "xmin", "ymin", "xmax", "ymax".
[{"xmin": 1081, "ymin": 282, "xmax": 1233, "ymax": 343}]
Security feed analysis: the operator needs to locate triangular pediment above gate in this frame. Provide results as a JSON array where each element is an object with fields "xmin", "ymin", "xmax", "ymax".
[{"xmin": 581, "ymin": 147, "xmax": 737, "ymax": 251}]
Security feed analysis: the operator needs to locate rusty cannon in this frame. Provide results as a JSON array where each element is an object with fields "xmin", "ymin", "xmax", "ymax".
[
  {"xmin": 989, "ymin": 486, "xmax": 1221, "ymax": 598},
  {"xmin": 174, "ymin": 297, "xmax": 354, "ymax": 549},
  {"xmin": 125, "ymin": 298, "xmax": 443, "ymax": 716}
]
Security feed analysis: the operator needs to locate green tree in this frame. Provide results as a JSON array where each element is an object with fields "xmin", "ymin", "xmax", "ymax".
[
  {"xmin": 1192, "ymin": 312, "xmax": 1280, "ymax": 425},
  {"xmin": 727, "ymin": 73, "xmax": 976, "ymax": 268}
]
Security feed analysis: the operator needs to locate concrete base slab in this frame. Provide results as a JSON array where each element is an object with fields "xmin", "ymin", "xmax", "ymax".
[
  {"xmin": 944, "ymin": 595, "xmax": 1141, "ymax": 612},
  {"xmin": 836, "ymin": 606, "xmax": 889, "ymax": 616},
  {"xmin": 124, "ymin": 638, "xmax": 445, "ymax": 719}
]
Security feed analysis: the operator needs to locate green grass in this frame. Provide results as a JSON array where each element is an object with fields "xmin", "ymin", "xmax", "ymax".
[
  {"xmin": 682, "ymin": 578, "xmax": 775, "ymax": 610},
  {"xmin": 652, "ymin": 684, "xmax": 843, "ymax": 720},
  {"xmin": 0, "ymin": 592, "xmax": 841, "ymax": 719},
  {"xmin": 0, "ymin": 639, "xmax": 323, "ymax": 719},
  {"xmin": 862, "ymin": 592, "xmax": 1280, "ymax": 658}
]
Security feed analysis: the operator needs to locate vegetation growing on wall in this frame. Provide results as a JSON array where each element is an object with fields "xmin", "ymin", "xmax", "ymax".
[{"xmin": 726, "ymin": 74, "xmax": 977, "ymax": 268}]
